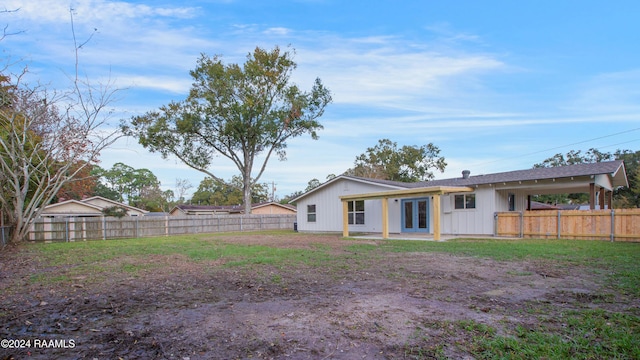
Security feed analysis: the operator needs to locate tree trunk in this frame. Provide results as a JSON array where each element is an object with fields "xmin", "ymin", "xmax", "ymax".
[{"xmin": 243, "ymin": 175, "xmax": 252, "ymax": 215}]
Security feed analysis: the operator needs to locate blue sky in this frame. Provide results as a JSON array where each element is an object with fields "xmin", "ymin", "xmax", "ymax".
[{"xmin": 3, "ymin": 0, "xmax": 640, "ymax": 199}]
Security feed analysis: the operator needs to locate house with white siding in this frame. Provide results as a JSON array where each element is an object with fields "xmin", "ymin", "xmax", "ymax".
[{"xmin": 290, "ymin": 161, "xmax": 628, "ymax": 239}]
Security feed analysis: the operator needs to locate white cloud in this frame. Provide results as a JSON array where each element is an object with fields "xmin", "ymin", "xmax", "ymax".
[
  {"xmin": 9, "ymin": 6, "xmax": 637, "ymax": 198},
  {"xmin": 118, "ymin": 75, "xmax": 191, "ymax": 94},
  {"xmin": 288, "ymin": 35, "xmax": 505, "ymax": 110},
  {"xmin": 566, "ymin": 69, "xmax": 640, "ymax": 115},
  {"xmin": 263, "ymin": 27, "xmax": 291, "ymax": 36},
  {"xmin": 5, "ymin": 0, "xmax": 197, "ymax": 23}
]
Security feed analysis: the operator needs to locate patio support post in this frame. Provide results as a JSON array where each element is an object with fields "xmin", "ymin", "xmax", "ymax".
[
  {"xmin": 381, "ymin": 198, "xmax": 389, "ymax": 239},
  {"xmin": 589, "ymin": 183, "xmax": 596, "ymax": 210},
  {"xmin": 339, "ymin": 186, "xmax": 473, "ymax": 240},
  {"xmin": 433, "ymin": 194, "xmax": 441, "ymax": 241},
  {"xmin": 342, "ymin": 200, "xmax": 349, "ymax": 238},
  {"xmin": 599, "ymin": 187, "xmax": 605, "ymax": 210}
]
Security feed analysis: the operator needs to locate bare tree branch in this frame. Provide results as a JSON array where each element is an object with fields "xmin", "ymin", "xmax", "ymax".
[
  {"xmin": 0, "ymin": 10, "xmax": 122, "ymax": 246},
  {"xmin": 1, "ymin": 8, "xmax": 25, "ymax": 42}
]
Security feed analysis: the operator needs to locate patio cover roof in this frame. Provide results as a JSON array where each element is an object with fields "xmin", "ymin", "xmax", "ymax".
[{"xmin": 339, "ymin": 186, "xmax": 474, "ymax": 241}]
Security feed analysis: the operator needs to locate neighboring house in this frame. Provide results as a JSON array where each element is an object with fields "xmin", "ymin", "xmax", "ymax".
[
  {"xmin": 251, "ymin": 202, "xmax": 297, "ymax": 215},
  {"xmin": 170, "ymin": 202, "xmax": 296, "ymax": 216},
  {"xmin": 39, "ymin": 196, "xmax": 148, "ymax": 217},
  {"xmin": 170, "ymin": 204, "xmax": 244, "ymax": 216},
  {"xmin": 290, "ymin": 161, "xmax": 628, "ymax": 239},
  {"xmin": 529, "ymin": 201, "xmax": 560, "ymax": 210}
]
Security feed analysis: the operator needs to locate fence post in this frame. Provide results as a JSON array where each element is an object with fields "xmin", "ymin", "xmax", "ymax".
[
  {"xmin": 610, "ymin": 210, "xmax": 615, "ymax": 242},
  {"xmin": 82, "ymin": 218, "xmax": 87, "ymax": 241},
  {"xmin": 136, "ymin": 217, "xmax": 139, "ymax": 238},
  {"xmin": 65, "ymin": 218, "xmax": 69, "ymax": 242},
  {"xmin": 493, "ymin": 213, "xmax": 497, "ymax": 236},
  {"xmin": 557, "ymin": 211, "xmax": 561, "ymax": 239},
  {"xmin": 519, "ymin": 211, "xmax": 524, "ymax": 238},
  {"xmin": 102, "ymin": 216, "xmax": 106, "ymax": 240},
  {"xmin": 165, "ymin": 215, "xmax": 169, "ymax": 237}
]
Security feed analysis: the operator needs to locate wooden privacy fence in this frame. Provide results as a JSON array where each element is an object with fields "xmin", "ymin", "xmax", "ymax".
[
  {"xmin": 495, "ymin": 209, "xmax": 640, "ymax": 242},
  {"xmin": 28, "ymin": 214, "xmax": 297, "ymax": 242}
]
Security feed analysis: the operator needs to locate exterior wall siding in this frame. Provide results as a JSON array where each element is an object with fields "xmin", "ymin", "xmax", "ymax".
[
  {"xmin": 252, "ymin": 205, "xmax": 296, "ymax": 215},
  {"xmin": 495, "ymin": 189, "xmax": 530, "ymax": 212},
  {"xmin": 440, "ymin": 187, "xmax": 496, "ymax": 235},
  {"xmin": 297, "ymin": 180, "xmax": 502, "ymax": 236},
  {"xmin": 293, "ymin": 164, "xmax": 625, "ymax": 237},
  {"xmin": 46, "ymin": 203, "xmax": 102, "ymax": 214},
  {"xmin": 40, "ymin": 202, "xmax": 103, "ymax": 217},
  {"xmin": 295, "ymin": 179, "xmax": 403, "ymax": 233}
]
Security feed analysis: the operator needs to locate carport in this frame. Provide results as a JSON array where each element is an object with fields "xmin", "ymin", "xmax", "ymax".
[{"xmin": 339, "ymin": 186, "xmax": 473, "ymax": 241}]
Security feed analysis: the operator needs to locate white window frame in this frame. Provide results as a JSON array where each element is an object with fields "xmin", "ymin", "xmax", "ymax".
[
  {"xmin": 307, "ymin": 204, "xmax": 316, "ymax": 222},
  {"xmin": 454, "ymin": 194, "xmax": 476, "ymax": 210},
  {"xmin": 348, "ymin": 200, "xmax": 365, "ymax": 225}
]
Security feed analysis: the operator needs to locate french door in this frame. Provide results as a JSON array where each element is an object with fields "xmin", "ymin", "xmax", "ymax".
[{"xmin": 401, "ymin": 198, "xmax": 430, "ymax": 233}]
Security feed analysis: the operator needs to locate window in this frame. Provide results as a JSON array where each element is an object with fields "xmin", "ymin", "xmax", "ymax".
[
  {"xmin": 348, "ymin": 200, "xmax": 365, "ymax": 225},
  {"xmin": 454, "ymin": 194, "xmax": 476, "ymax": 209},
  {"xmin": 508, "ymin": 193, "xmax": 516, "ymax": 211},
  {"xmin": 307, "ymin": 204, "xmax": 316, "ymax": 222}
]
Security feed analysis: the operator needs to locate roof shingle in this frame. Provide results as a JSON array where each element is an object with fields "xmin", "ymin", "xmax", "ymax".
[{"xmin": 345, "ymin": 160, "xmax": 626, "ymax": 188}]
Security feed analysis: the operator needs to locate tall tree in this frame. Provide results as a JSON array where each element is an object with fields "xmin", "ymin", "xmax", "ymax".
[
  {"xmin": 346, "ymin": 139, "xmax": 446, "ymax": 182},
  {"xmin": 533, "ymin": 148, "xmax": 638, "ymax": 207},
  {"xmin": 93, "ymin": 162, "xmax": 170, "ymax": 210},
  {"xmin": 305, "ymin": 178, "xmax": 321, "ymax": 192},
  {"xmin": 534, "ymin": 148, "xmax": 614, "ymax": 168},
  {"xmin": 174, "ymin": 178, "xmax": 193, "ymax": 204},
  {"xmin": 55, "ymin": 161, "xmax": 98, "ymax": 201},
  {"xmin": 123, "ymin": 46, "xmax": 332, "ymax": 214},
  {"xmin": 0, "ymin": 67, "xmax": 120, "ymax": 244},
  {"xmin": 190, "ymin": 176, "xmax": 269, "ymax": 206}
]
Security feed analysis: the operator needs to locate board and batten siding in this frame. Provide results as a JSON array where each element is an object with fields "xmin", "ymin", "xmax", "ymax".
[
  {"xmin": 495, "ymin": 188, "xmax": 530, "ymax": 212},
  {"xmin": 440, "ymin": 187, "xmax": 496, "ymax": 235},
  {"xmin": 296, "ymin": 179, "xmax": 530, "ymax": 236},
  {"xmin": 441, "ymin": 187, "xmax": 531, "ymax": 235},
  {"xmin": 295, "ymin": 179, "xmax": 402, "ymax": 233}
]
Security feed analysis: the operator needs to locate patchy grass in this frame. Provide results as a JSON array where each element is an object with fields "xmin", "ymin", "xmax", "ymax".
[
  {"xmin": 402, "ymin": 310, "xmax": 640, "ymax": 360},
  {"xmin": 348, "ymin": 238, "xmax": 640, "ymax": 297},
  {"xmin": 10, "ymin": 231, "xmax": 640, "ymax": 359},
  {"xmin": 455, "ymin": 310, "xmax": 640, "ymax": 359},
  {"xmin": 24, "ymin": 233, "xmax": 640, "ymax": 296}
]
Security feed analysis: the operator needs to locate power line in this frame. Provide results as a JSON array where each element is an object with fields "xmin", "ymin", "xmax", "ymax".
[{"xmin": 472, "ymin": 127, "xmax": 640, "ymax": 168}]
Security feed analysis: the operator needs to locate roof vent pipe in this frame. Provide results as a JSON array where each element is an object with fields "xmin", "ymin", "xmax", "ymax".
[{"xmin": 462, "ymin": 170, "xmax": 471, "ymax": 179}]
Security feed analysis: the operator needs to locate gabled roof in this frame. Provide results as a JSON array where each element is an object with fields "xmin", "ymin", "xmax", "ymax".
[
  {"xmin": 252, "ymin": 202, "xmax": 297, "ymax": 212},
  {"xmin": 289, "ymin": 175, "xmax": 407, "ymax": 203},
  {"xmin": 41, "ymin": 199, "xmax": 104, "ymax": 213},
  {"xmin": 291, "ymin": 160, "xmax": 628, "ymax": 202},
  {"xmin": 410, "ymin": 160, "xmax": 627, "ymax": 189},
  {"xmin": 172, "ymin": 204, "xmax": 244, "ymax": 213},
  {"xmin": 171, "ymin": 202, "xmax": 296, "ymax": 215},
  {"xmin": 81, "ymin": 196, "xmax": 149, "ymax": 214},
  {"xmin": 40, "ymin": 196, "xmax": 149, "ymax": 216}
]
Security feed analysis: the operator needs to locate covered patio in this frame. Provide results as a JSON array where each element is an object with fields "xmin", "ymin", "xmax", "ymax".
[{"xmin": 339, "ymin": 186, "xmax": 473, "ymax": 241}]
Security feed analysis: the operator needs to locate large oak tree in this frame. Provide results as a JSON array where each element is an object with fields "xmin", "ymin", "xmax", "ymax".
[
  {"xmin": 346, "ymin": 139, "xmax": 447, "ymax": 182},
  {"xmin": 123, "ymin": 46, "xmax": 332, "ymax": 214}
]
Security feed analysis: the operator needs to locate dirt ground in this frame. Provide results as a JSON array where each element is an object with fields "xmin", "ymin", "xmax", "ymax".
[{"xmin": 0, "ymin": 233, "xmax": 632, "ymax": 359}]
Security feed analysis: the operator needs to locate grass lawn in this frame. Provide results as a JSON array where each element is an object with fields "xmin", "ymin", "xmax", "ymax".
[{"xmin": 3, "ymin": 230, "xmax": 639, "ymax": 359}]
